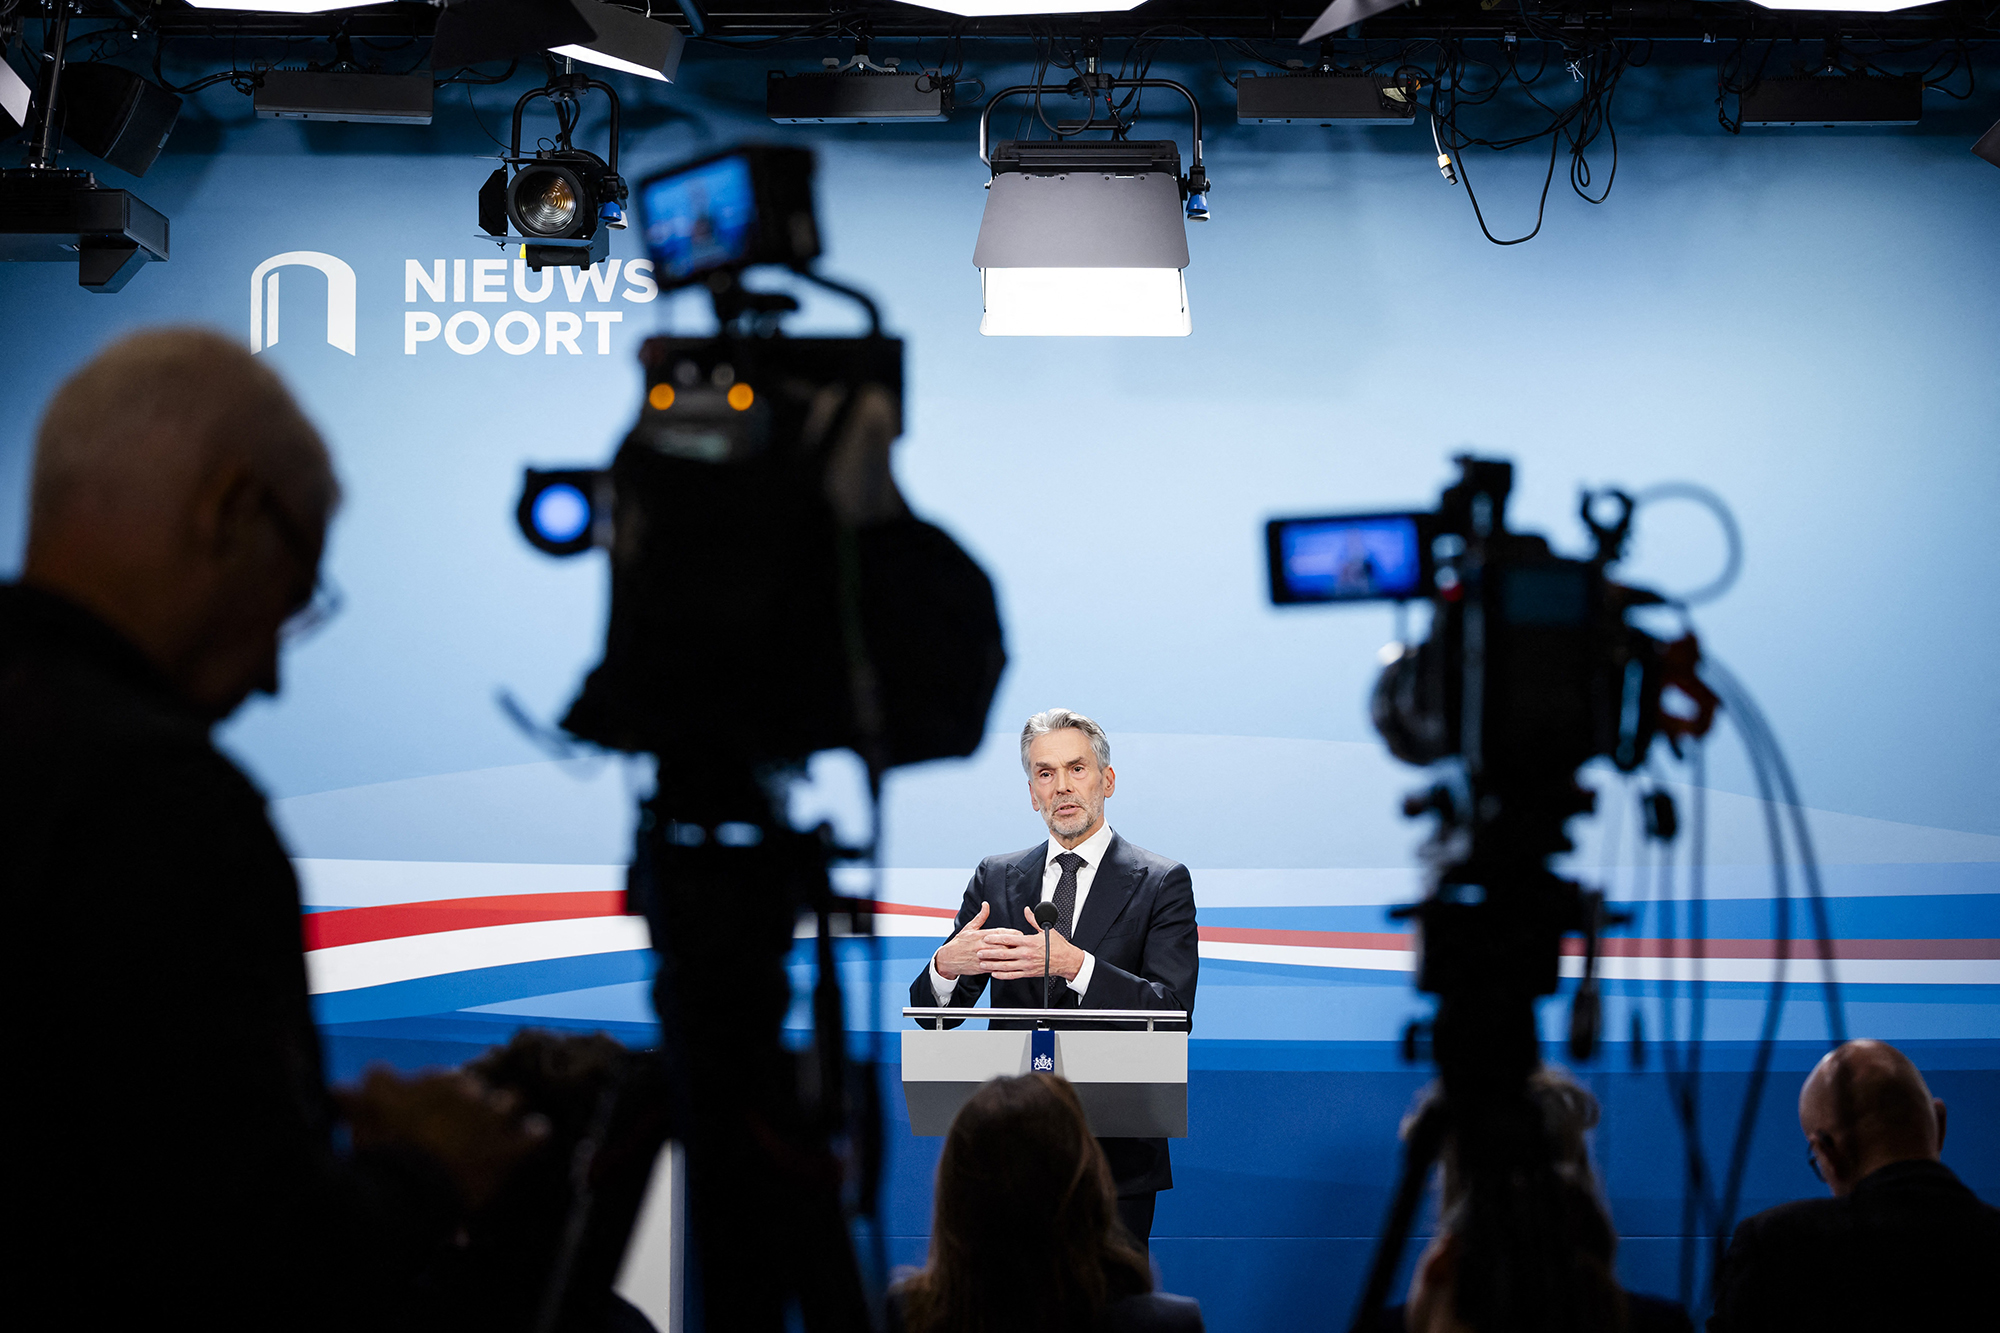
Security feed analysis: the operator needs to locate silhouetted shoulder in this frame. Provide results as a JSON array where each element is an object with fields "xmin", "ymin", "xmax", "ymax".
[
  {"xmin": 1626, "ymin": 1292, "xmax": 1693, "ymax": 1333},
  {"xmin": 1103, "ymin": 1292, "xmax": 1204, "ymax": 1333}
]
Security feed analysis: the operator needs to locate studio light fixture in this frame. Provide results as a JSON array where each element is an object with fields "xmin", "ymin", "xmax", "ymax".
[
  {"xmin": 1975, "ymin": 121, "xmax": 2000, "ymax": 170},
  {"xmin": 2, "ymin": 43, "xmax": 34, "ymax": 136},
  {"xmin": 432, "ymin": 0, "xmax": 680, "ymax": 79},
  {"xmin": 255, "ymin": 70, "xmax": 433, "ymax": 125},
  {"xmin": 549, "ymin": 0, "xmax": 685, "ymax": 83},
  {"xmin": 909, "ymin": 0, "xmax": 1144, "ymax": 15},
  {"xmin": 1737, "ymin": 74, "xmax": 1922, "ymax": 127},
  {"xmin": 1749, "ymin": 0, "xmax": 1938, "ymax": 11},
  {"xmin": 973, "ymin": 73, "xmax": 1210, "ymax": 338},
  {"xmin": 767, "ymin": 46, "xmax": 951, "ymax": 123},
  {"xmin": 182, "ymin": 0, "xmax": 379, "ymax": 12},
  {"xmin": 1236, "ymin": 70, "xmax": 1417, "ymax": 126},
  {"xmin": 478, "ymin": 73, "xmax": 628, "ymax": 270},
  {"xmin": 1, "ymin": 9, "xmax": 168, "ymax": 292}
]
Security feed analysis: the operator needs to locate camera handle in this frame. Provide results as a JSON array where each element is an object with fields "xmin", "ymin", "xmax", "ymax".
[{"xmin": 704, "ymin": 267, "xmax": 886, "ymax": 340}]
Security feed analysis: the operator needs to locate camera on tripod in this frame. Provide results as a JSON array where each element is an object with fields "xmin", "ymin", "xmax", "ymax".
[
  {"xmin": 1268, "ymin": 456, "xmax": 1721, "ymax": 1333},
  {"xmin": 509, "ymin": 144, "xmax": 1005, "ymax": 1331}
]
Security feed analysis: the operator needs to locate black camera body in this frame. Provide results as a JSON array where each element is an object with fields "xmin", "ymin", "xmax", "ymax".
[
  {"xmin": 1270, "ymin": 456, "xmax": 1688, "ymax": 880},
  {"xmin": 556, "ymin": 331, "xmax": 1003, "ymax": 773}
]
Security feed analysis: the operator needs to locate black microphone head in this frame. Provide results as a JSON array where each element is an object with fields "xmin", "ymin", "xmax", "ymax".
[{"xmin": 1032, "ymin": 900, "xmax": 1060, "ymax": 929}]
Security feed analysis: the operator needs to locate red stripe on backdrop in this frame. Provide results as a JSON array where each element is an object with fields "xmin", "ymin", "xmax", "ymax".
[
  {"xmin": 1581, "ymin": 936, "xmax": 2000, "ymax": 961},
  {"xmin": 301, "ymin": 891, "xmax": 628, "ymax": 950},
  {"xmin": 296, "ymin": 895, "xmax": 1996, "ymax": 964}
]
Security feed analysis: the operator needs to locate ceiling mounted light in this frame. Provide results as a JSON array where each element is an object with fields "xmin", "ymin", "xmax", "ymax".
[
  {"xmin": 478, "ymin": 73, "xmax": 628, "ymax": 270},
  {"xmin": 1975, "ymin": 121, "xmax": 2000, "ymax": 170},
  {"xmin": 768, "ymin": 46, "xmax": 952, "ymax": 123},
  {"xmin": 550, "ymin": 0, "xmax": 685, "ymax": 82},
  {"xmin": 973, "ymin": 75, "xmax": 1210, "ymax": 338},
  {"xmin": 1737, "ymin": 75, "xmax": 1922, "ymax": 127},
  {"xmin": 182, "ymin": 0, "xmax": 379, "ymax": 12},
  {"xmin": 1749, "ymin": 0, "xmax": 1939, "ymax": 10},
  {"xmin": 432, "ymin": 0, "xmax": 679, "ymax": 77},
  {"xmin": 909, "ymin": 0, "xmax": 1145, "ymax": 15}
]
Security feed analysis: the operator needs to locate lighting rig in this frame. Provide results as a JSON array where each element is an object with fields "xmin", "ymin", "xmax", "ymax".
[
  {"xmin": 478, "ymin": 68, "xmax": 628, "ymax": 271},
  {"xmin": 972, "ymin": 57, "xmax": 1211, "ymax": 337},
  {"xmin": 0, "ymin": 5, "xmax": 175, "ymax": 292}
]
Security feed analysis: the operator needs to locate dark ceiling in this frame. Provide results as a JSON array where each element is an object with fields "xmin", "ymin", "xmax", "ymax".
[{"xmin": 64, "ymin": 0, "xmax": 2000, "ymax": 49}]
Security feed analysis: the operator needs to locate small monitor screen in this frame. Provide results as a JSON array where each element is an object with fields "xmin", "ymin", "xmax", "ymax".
[
  {"xmin": 1270, "ymin": 514, "xmax": 1423, "ymax": 603},
  {"xmin": 642, "ymin": 154, "xmax": 757, "ymax": 285}
]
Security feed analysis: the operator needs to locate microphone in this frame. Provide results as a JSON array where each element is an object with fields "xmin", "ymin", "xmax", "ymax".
[{"xmin": 1032, "ymin": 900, "xmax": 1060, "ymax": 1013}]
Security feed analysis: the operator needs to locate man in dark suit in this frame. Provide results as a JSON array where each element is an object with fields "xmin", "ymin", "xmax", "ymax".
[
  {"xmin": 1708, "ymin": 1038, "xmax": 2000, "ymax": 1332},
  {"xmin": 910, "ymin": 708, "xmax": 1198, "ymax": 1247}
]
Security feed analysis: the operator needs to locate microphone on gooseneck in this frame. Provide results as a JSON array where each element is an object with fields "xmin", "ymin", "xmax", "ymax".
[{"xmin": 1032, "ymin": 900, "xmax": 1061, "ymax": 1012}]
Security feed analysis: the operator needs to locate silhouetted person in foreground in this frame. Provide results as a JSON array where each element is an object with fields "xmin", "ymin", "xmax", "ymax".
[
  {"xmin": 1708, "ymin": 1039, "xmax": 2000, "ymax": 1333},
  {"xmin": 1396, "ymin": 1067, "xmax": 1692, "ymax": 1333},
  {"xmin": 4, "ymin": 329, "xmax": 542, "ymax": 1331},
  {"xmin": 890, "ymin": 1073, "xmax": 1203, "ymax": 1333}
]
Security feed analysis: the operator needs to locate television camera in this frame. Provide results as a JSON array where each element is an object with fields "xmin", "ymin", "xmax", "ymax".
[
  {"xmin": 1268, "ymin": 456, "xmax": 1717, "ymax": 1333},
  {"xmin": 515, "ymin": 145, "xmax": 1005, "ymax": 1332}
]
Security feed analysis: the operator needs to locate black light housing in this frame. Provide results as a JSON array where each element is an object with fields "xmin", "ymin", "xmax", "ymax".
[
  {"xmin": 477, "ymin": 73, "xmax": 627, "ymax": 271},
  {"xmin": 1, "ymin": 9, "xmax": 168, "ymax": 292}
]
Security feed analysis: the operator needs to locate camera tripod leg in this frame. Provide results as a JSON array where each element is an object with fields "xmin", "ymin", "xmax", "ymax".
[{"xmin": 1347, "ymin": 1097, "xmax": 1448, "ymax": 1333}]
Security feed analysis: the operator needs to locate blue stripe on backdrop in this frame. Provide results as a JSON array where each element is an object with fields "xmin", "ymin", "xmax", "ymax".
[
  {"xmin": 317, "ymin": 912, "xmax": 1998, "ymax": 1333},
  {"xmin": 322, "ymin": 1022, "xmax": 1998, "ymax": 1331}
]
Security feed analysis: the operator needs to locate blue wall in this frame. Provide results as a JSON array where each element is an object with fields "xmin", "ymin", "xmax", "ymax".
[{"xmin": 3, "ymin": 44, "xmax": 1995, "ymax": 1331}]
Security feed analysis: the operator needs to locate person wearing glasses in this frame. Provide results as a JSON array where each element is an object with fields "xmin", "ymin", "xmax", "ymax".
[
  {"xmin": 1708, "ymin": 1039, "xmax": 1999, "ymax": 1333},
  {"xmin": 3, "ymin": 329, "xmax": 544, "ymax": 1331}
]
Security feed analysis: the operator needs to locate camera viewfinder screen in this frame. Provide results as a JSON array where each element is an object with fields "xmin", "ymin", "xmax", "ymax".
[
  {"xmin": 642, "ymin": 153, "xmax": 757, "ymax": 286},
  {"xmin": 1269, "ymin": 514, "xmax": 1423, "ymax": 603}
]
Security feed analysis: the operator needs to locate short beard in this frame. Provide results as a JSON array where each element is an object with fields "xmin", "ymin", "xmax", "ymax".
[{"xmin": 1043, "ymin": 801, "xmax": 1097, "ymax": 839}]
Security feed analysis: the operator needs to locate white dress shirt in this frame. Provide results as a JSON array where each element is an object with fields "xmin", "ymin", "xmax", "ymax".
[{"xmin": 930, "ymin": 821, "xmax": 1114, "ymax": 1004}]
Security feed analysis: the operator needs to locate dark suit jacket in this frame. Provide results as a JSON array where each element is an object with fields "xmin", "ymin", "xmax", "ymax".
[
  {"xmin": 887, "ymin": 1285, "xmax": 1204, "ymax": 1333},
  {"xmin": 3, "ymin": 584, "xmax": 459, "ymax": 1331},
  {"xmin": 1707, "ymin": 1159, "xmax": 2000, "ymax": 1333},
  {"xmin": 909, "ymin": 833, "xmax": 1198, "ymax": 1195}
]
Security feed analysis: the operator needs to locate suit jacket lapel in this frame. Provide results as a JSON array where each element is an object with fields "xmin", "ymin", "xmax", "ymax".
[
  {"xmin": 1006, "ymin": 843, "xmax": 1045, "ymax": 929},
  {"xmin": 1069, "ymin": 833, "xmax": 1139, "ymax": 955}
]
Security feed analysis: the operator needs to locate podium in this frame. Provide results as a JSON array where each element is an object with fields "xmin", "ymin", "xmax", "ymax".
[{"xmin": 900, "ymin": 1008, "xmax": 1188, "ymax": 1138}]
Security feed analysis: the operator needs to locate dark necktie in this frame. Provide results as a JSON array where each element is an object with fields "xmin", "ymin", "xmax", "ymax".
[{"xmin": 1046, "ymin": 851, "xmax": 1085, "ymax": 1006}]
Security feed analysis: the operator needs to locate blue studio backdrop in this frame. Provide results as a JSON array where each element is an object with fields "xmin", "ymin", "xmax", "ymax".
[{"xmin": 2, "ymin": 45, "xmax": 1996, "ymax": 1331}]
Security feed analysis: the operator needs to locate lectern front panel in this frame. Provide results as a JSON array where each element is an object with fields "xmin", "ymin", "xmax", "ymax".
[{"xmin": 900, "ymin": 1029, "xmax": 1188, "ymax": 1138}]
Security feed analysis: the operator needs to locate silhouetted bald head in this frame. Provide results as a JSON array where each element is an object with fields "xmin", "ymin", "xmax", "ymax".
[
  {"xmin": 24, "ymin": 328, "xmax": 340, "ymax": 720},
  {"xmin": 1799, "ymin": 1040, "xmax": 1947, "ymax": 1197}
]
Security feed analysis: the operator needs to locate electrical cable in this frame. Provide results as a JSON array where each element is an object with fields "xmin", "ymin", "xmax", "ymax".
[{"xmin": 1631, "ymin": 482, "xmax": 1745, "ymax": 609}]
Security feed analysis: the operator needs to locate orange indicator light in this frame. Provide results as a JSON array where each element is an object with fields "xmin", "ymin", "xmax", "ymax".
[
  {"xmin": 727, "ymin": 383, "xmax": 755, "ymax": 411},
  {"xmin": 648, "ymin": 384, "xmax": 675, "ymax": 411}
]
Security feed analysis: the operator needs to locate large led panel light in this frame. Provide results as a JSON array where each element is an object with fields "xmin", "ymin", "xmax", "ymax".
[
  {"xmin": 910, "ymin": 0, "xmax": 1145, "ymax": 15},
  {"xmin": 973, "ymin": 156, "xmax": 1192, "ymax": 337}
]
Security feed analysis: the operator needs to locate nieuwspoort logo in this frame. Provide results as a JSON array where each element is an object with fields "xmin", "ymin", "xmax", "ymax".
[{"xmin": 249, "ymin": 250, "xmax": 659, "ymax": 358}]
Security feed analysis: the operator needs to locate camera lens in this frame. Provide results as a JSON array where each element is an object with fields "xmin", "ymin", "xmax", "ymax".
[{"xmin": 516, "ymin": 170, "xmax": 580, "ymax": 236}]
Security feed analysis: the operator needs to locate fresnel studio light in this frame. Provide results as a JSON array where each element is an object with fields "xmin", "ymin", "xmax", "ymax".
[
  {"xmin": 972, "ymin": 63, "xmax": 1212, "ymax": 337},
  {"xmin": 478, "ymin": 71, "xmax": 629, "ymax": 270}
]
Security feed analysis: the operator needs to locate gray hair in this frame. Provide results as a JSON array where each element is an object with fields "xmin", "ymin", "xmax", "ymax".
[
  {"xmin": 30, "ymin": 326, "xmax": 337, "ymax": 534},
  {"xmin": 1019, "ymin": 709, "xmax": 1111, "ymax": 776}
]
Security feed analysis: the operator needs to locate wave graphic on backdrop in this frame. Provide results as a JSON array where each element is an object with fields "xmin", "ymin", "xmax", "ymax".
[
  {"xmin": 298, "ymin": 863, "xmax": 2000, "ymax": 1043},
  {"xmin": 280, "ymin": 743, "xmax": 2000, "ymax": 1046}
]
